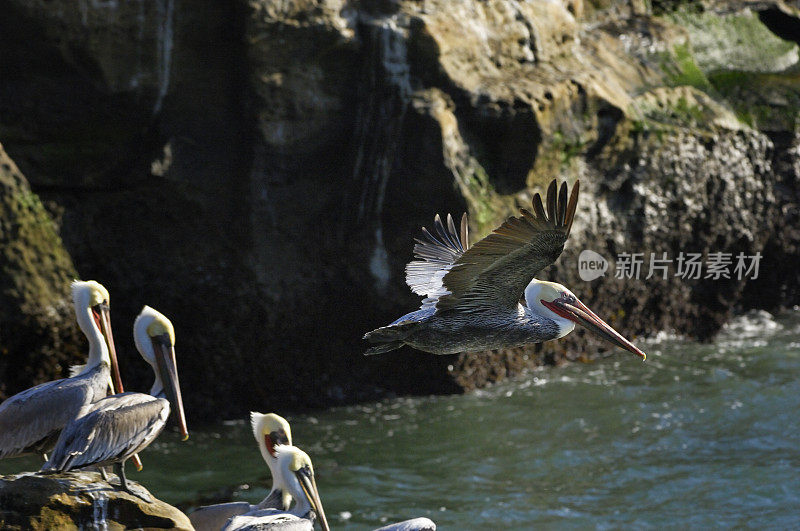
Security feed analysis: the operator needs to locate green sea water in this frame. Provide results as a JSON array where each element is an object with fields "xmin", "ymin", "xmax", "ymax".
[{"xmin": 3, "ymin": 309, "xmax": 799, "ymax": 529}]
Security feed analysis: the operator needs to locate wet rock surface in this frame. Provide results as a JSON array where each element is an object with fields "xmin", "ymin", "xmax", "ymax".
[
  {"xmin": 0, "ymin": 472, "xmax": 192, "ymax": 530},
  {"xmin": 0, "ymin": 0, "xmax": 799, "ymax": 415}
]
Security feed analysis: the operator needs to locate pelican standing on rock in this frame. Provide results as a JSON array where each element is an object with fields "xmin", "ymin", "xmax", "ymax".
[
  {"xmin": 41, "ymin": 306, "xmax": 188, "ymax": 499},
  {"xmin": 363, "ymin": 179, "xmax": 646, "ymax": 360},
  {"xmin": 189, "ymin": 412, "xmax": 293, "ymax": 530},
  {"xmin": 222, "ymin": 443, "xmax": 329, "ymax": 531},
  {"xmin": 0, "ymin": 280, "xmax": 122, "ymax": 461}
]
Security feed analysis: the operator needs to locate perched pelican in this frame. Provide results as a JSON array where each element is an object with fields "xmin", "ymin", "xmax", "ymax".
[
  {"xmin": 222, "ymin": 444, "xmax": 329, "ymax": 531},
  {"xmin": 363, "ymin": 179, "xmax": 646, "ymax": 360},
  {"xmin": 41, "ymin": 306, "xmax": 188, "ymax": 499},
  {"xmin": 190, "ymin": 412, "xmax": 293, "ymax": 530},
  {"xmin": 191, "ymin": 413, "xmax": 434, "ymax": 531},
  {"xmin": 0, "ymin": 280, "xmax": 122, "ymax": 460}
]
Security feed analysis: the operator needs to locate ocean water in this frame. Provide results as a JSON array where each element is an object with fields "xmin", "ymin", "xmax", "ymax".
[{"xmin": 3, "ymin": 309, "xmax": 799, "ymax": 529}]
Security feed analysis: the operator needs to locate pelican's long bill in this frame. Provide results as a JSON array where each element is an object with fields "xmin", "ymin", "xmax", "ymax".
[
  {"xmin": 92, "ymin": 302, "xmax": 124, "ymax": 394},
  {"xmin": 296, "ymin": 466, "xmax": 330, "ymax": 531},
  {"xmin": 543, "ymin": 297, "xmax": 647, "ymax": 360},
  {"xmin": 151, "ymin": 335, "xmax": 189, "ymax": 440}
]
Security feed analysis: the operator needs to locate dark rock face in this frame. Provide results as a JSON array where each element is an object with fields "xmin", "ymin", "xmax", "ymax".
[
  {"xmin": 0, "ymin": 0, "xmax": 798, "ymax": 418},
  {"xmin": 0, "ymin": 472, "xmax": 192, "ymax": 530},
  {"xmin": 0, "ymin": 144, "xmax": 81, "ymax": 401}
]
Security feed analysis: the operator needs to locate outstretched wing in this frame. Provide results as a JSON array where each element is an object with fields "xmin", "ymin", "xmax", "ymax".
[
  {"xmin": 43, "ymin": 393, "xmax": 168, "ymax": 471},
  {"xmin": 436, "ymin": 179, "xmax": 579, "ymax": 312},
  {"xmin": 405, "ymin": 213, "xmax": 469, "ymax": 308}
]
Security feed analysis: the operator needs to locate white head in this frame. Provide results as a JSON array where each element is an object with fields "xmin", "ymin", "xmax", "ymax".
[
  {"xmin": 69, "ymin": 280, "xmax": 121, "ymax": 390},
  {"xmin": 273, "ymin": 445, "xmax": 330, "ymax": 531},
  {"xmin": 133, "ymin": 306, "xmax": 188, "ymax": 440},
  {"xmin": 71, "ymin": 280, "xmax": 110, "ymax": 314},
  {"xmin": 524, "ymin": 279, "xmax": 647, "ymax": 360},
  {"xmin": 133, "ymin": 306, "xmax": 176, "ymax": 370},
  {"xmin": 524, "ymin": 280, "xmax": 576, "ymax": 339},
  {"xmin": 251, "ymin": 412, "xmax": 293, "ymax": 463}
]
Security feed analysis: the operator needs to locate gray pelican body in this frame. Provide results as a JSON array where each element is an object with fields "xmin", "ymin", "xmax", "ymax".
[
  {"xmin": 41, "ymin": 306, "xmax": 188, "ymax": 499},
  {"xmin": 374, "ymin": 518, "xmax": 437, "ymax": 531},
  {"xmin": 364, "ymin": 180, "xmax": 646, "ymax": 360},
  {"xmin": 190, "ymin": 412, "xmax": 293, "ymax": 531},
  {"xmin": 222, "ymin": 443, "xmax": 330, "ymax": 531},
  {"xmin": 0, "ymin": 281, "xmax": 121, "ymax": 460}
]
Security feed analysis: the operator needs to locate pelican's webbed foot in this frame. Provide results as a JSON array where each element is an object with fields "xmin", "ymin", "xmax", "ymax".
[{"xmin": 114, "ymin": 461, "xmax": 152, "ymax": 503}]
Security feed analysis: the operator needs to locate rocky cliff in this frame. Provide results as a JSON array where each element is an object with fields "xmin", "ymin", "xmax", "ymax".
[{"xmin": 1, "ymin": 0, "xmax": 798, "ymax": 417}]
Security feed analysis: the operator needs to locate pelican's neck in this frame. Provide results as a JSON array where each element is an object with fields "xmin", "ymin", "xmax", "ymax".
[
  {"xmin": 274, "ymin": 446, "xmax": 312, "ymax": 517},
  {"xmin": 149, "ymin": 373, "xmax": 165, "ymax": 398},
  {"xmin": 74, "ymin": 296, "xmax": 109, "ymax": 374},
  {"xmin": 522, "ymin": 303, "xmax": 575, "ymax": 339},
  {"xmin": 287, "ymin": 477, "xmax": 312, "ymax": 518},
  {"xmin": 260, "ymin": 441, "xmax": 290, "ymax": 510},
  {"xmin": 256, "ymin": 431, "xmax": 273, "ymax": 468},
  {"xmin": 134, "ymin": 314, "xmax": 164, "ymax": 398}
]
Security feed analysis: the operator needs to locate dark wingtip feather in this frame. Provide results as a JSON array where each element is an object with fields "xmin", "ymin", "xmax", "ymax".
[
  {"xmin": 532, "ymin": 192, "xmax": 547, "ymax": 221},
  {"xmin": 546, "ymin": 180, "xmax": 557, "ymax": 222},
  {"xmin": 557, "ymin": 181, "xmax": 568, "ymax": 226},
  {"xmin": 564, "ymin": 179, "xmax": 580, "ymax": 237}
]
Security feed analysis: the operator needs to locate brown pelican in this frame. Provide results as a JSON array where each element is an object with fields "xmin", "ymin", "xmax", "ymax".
[
  {"xmin": 41, "ymin": 306, "xmax": 188, "ymax": 500},
  {"xmin": 221, "ymin": 444, "xmax": 330, "ymax": 531},
  {"xmin": 374, "ymin": 519, "xmax": 436, "ymax": 531},
  {"xmin": 191, "ymin": 413, "xmax": 434, "ymax": 531},
  {"xmin": 0, "ymin": 280, "xmax": 122, "ymax": 461},
  {"xmin": 189, "ymin": 412, "xmax": 293, "ymax": 530},
  {"xmin": 363, "ymin": 179, "xmax": 646, "ymax": 360}
]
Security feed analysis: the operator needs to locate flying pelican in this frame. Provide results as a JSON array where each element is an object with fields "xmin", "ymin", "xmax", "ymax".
[
  {"xmin": 189, "ymin": 412, "xmax": 293, "ymax": 530},
  {"xmin": 363, "ymin": 179, "xmax": 646, "ymax": 360},
  {"xmin": 0, "ymin": 280, "xmax": 122, "ymax": 461},
  {"xmin": 41, "ymin": 306, "xmax": 188, "ymax": 500},
  {"xmin": 222, "ymin": 444, "xmax": 330, "ymax": 531}
]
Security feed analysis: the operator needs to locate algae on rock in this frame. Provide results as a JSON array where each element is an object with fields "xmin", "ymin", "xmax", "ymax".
[{"xmin": 0, "ymin": 144, "xmax": 81, "ymax": 401}]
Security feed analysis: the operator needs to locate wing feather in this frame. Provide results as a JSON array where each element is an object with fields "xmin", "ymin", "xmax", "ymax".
[
  {"xmin": 436, "ymin": 179, "xmax": 580, "ymax": 312},
  {"xmin": 0, "ymin": 375, "xmax": 96, "ymax": 458},
  {"xmin": 405, "ymin": 213, "xmax": 470, "ymax": 306},
  {"xmin": 546, "ymin": 180, "xmax": 557, "ymax": 223},
  {"xmin": 43, "ymin": 393, "xmax": 168, "ymax": 471},
  {"xmin": 557, "ymin": 182, "xmax": 567, "ymax": 226}
]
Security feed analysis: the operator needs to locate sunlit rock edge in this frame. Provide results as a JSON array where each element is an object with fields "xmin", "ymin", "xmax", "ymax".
[{"xmin": 0, "ymin": 471, "xmax": 192, "ymax": 530}]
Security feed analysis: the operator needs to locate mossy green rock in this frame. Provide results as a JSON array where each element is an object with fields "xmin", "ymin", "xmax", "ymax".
[
  {"xmin": 0, "ymin": 472, "xmax": 192, "ymax": 530},
  {"xmin": 670, "ymin": 9, "xmax": 798, "ymax": 74},
  {"xmin": 0, "ymin": 145, "xmax": 81, "ymax": 401}
]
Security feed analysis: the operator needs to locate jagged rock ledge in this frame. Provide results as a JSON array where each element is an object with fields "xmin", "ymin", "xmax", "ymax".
[{"xmin": 0, "ymin": 472, "xmax": 192, "ymax": 530}]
